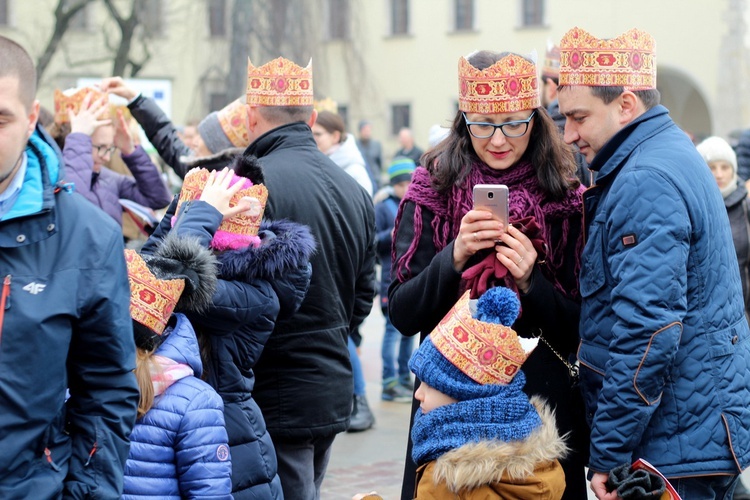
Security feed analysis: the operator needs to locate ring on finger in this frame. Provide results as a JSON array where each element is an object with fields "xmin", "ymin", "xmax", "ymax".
[
  {"xmin": 473, "ymin": 232, "xmax": 479, "ymax": 242},
  {"xmin": 517, "ymin": 255, "xmax": 524, "ymax": 265}
]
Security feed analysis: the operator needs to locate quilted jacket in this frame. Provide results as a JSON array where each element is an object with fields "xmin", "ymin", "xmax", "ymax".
[
  {"xmin": 142, "ymin": 198, "xmax": 314, "ymax": 499},
  {"xmin": 579, "ymin": 105, "xmax": 750, "ymax": 478},
  {"xmin": 62, "ymin": 132, "xmax": 171, "ymax": 225},
  {"xmin": 123, "ymin": 313, "xmax": 232, "ymax": 499}
]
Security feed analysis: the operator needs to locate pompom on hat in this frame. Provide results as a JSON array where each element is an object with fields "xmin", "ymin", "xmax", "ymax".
[
  {"xmin": 409, "ymin": 287, "xmax": 538, "ymax": 401},
  {"xmin": 125, "ymin": 235, "xmax": 217, "ymax": 350},
  {"xmin": 458, "ymin": 52, "xmax": 540, "ymax": 114},
  {"xmin": 246, "ymin": 57, "xmax": 313, "ymax": 107},
  {"xmin": 174, "ymin": 168, "xmax": 268, "ymax": 251},
  {"xmin": 559, "ymin": 26, "xmax": 656, "ymax": 90}
]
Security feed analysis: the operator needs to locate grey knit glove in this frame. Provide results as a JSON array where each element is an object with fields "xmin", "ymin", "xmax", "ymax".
[{"xmin": 606, "ymin": 463, "xmax": 666, "ymax": 499}]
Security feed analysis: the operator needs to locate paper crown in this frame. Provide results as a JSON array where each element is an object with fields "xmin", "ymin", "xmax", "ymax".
[
  {"xmin": 176, "ymin": 168, "xmax": 268, "ymax": 250},
  {"xmin": 246, "ymin": 57, "xmax": 313, "ymax": 107},
  {"xmin": 458, "ymin": 53, "xmax": 540, "ymax": 114},
  {"xmin": 430, "ymin": 290, "xmax": 536, "ymax": 385},
  {"xmin": 125, "ymin": 249, "xmax": 185, "ymax": 336},
  {"xmin": 217, "ymin": 99, "xmax": 250, "ymax": 148},
  {"xmin": 53, "ymin": 87, "xmax": 105, "ymax": 124},
  {"xmin": 541, "ymin": 42, "xmax": 561, "ymax": 79},
  {"xmin": 313, "ymin": 97, "xmax": 338, "ymax": 113},
  {"xmin": 559, "ymin": 27, "xmax": 656, "ymax": 90}
]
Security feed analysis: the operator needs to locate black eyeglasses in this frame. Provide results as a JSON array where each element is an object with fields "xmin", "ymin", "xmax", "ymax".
[
  {"xmin": 463, "ymin": 110, "xmax": 536, "ymax": 139},
  {"xmin": 93, "ymin": 144, "xmax": 118, "ymax": 156}
]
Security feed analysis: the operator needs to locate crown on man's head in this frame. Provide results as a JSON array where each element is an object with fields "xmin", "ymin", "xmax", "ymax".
[
  {"xmin": 246, "ymin": 57, "xmax": 313, "ymax": 107},
  {"xmin": 541, "ymin": 42, "xmax": 561, "ymax": 80},
  {"xmin": 458, "ymin": 53, "xmax": 540, "ymax": 114},
  {"xmin": 53, "ymin": 87, "xmax": 106, "ymax": 124},
  {"xmin": 217, "ymin": 99, "xmax": 250, "ymax": 147},
  {"xmin": 559, "ymin": 27, "xmax": 656, "ymax": 90},
  {"xmin": 176, "ymin": 168, "xmax": 268, "ymax": 251}
]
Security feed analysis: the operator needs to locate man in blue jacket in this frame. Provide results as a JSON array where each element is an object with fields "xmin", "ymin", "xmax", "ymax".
[
  {"xmin": 0, "ymin": 35, "xmax": 139, "ymax": 498},
  {"xmin": 558, "ymin": 27, "xmax": 750, "ymax": 499}
]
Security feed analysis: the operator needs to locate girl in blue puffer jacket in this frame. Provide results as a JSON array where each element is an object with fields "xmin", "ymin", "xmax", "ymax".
[{"xmin": 122, "ymin": 234, "xmax": 232, "ymax": 499}]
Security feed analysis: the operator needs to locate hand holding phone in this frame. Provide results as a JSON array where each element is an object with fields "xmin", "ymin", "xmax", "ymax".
[{"xmin": 473, "ymin": 184, "xmax": 509, "ymax": 230}]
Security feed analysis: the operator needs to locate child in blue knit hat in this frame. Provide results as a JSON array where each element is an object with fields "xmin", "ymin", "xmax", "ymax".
[{"xmin": 355, "ymin": 287, "xmax": 567, "ymax": 499}]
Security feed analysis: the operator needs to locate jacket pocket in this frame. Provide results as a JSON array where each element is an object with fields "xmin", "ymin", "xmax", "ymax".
[
  {"xmin": 579, "ymin": 218, "xmax": 607, "ymax": 298},
  {"xmin": 633, "ymin": 322, "xmax": 682, "ymax": 405},
  {"xmin": 577, "ymin": 341, "xmax": 607, "ymax": 425}
]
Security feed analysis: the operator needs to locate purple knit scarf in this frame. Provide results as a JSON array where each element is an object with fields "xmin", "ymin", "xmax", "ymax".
[{"xmin": 393, "ymin": 161, "xmax": 585, "ymax": 300}]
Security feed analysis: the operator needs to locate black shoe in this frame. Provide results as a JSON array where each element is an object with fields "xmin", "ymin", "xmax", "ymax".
[
  {"xmin": 347, "ymin": 394, "xmax": 375, "ymax": 432},
  {"xmin": 382, "ymin": 381, "xmax": 413, "ymax": 403}
]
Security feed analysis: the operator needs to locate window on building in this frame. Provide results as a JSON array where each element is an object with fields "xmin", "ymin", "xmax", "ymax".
[
  {"xmin": 0, "ymin": 0, "xmax": 10, "ymax": 26},
  {"xmin": 391, "ymin": 104, "xmax": 411, "ymax": 135},
  {"xmin": 68, "ymin": 2, "xmax": 89, "ymax": 31},
  {"xmin": 337, "ymin": 105, "xmax": 349, "ymax": 130},
  {"xmin": 209, "ymin": 92, "xmax": 228, "ymax": 113},
  {"xmin": 141, "ymin": 0, "xmax": 164, "ymax": 37},
  {"xmin": 391, "ymin": 0, "xmax": 409, "ymax": 35},
  {"xmin": 328, "ymin": 0, "xmax": 350, "ymax": 40},
  {"xmin": 521, "ymin": 0, "xmax": 544, "ymax": 27},
  {"xmin": 454, "ymin": 0, "xmax": 474, "ymax": 31},
  {"xmin": 208, "ymin": 0, "xmax": 227, "ymax": 37}
]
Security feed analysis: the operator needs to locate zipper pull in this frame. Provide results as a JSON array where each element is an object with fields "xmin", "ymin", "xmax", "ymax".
[
  {"xmin": 0, "ymin": 275, "xmax": 10, "ymax": 345},
  {"xmin": 84, "ymin": 441, "xmax": 98, "ymax": 466},
  {"xmin": 44, "ymin": 447, "xmax": 61, "ymax": 472}
]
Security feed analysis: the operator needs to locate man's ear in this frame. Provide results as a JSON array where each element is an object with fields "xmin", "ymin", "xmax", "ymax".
[
  {"xmin": 618, "ymin": 91, "xmax": 640, "ymax": 124},
  {"xmin": 307, "ymin": 109, "xmax": 318, "ymax": 128},
  {"xmin": 246, "ymin": 105, "xmax": 259, "ymax": 132},
  {"xmin": 27, "ymin": 100, "xmax": 40, "ymax": 139}
]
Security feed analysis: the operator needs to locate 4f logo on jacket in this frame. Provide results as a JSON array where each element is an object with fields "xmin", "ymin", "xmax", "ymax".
[{"xmin": 22, "ymin": 282, "xmax": 46, "ymax": 295}]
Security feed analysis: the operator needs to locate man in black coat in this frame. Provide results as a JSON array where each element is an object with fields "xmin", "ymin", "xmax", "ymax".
[{"xmin": 239, "ymin": 57, "xmax": 377, "ymax": 500}]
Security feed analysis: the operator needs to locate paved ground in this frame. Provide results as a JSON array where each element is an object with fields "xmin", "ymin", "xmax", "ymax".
[{"xmin": 319, "ymin": 301, "xmax": 750, "ymax": 500}]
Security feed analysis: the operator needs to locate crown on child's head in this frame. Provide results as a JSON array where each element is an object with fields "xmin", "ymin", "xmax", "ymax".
[
  {"xmin": 217, "ymin": 99, "xmax": 251, "ymax": 148},
  {"xmin": 458, "ymin": 53, "xmax": 540, "ymax": 114},
  {"xmin": 541, "ymin": 42, "xmax": 561, "ymax": 80},
  {"xmin": 313, "ymin": 97, "xmax": 338, "ymax": 113},
  {"xmin": 559, "ymin": 27, "xmax": 656, "ymax": 90},
  {"xmin": 176, "ymin": 168, "xmax": 268, "ymax": 251},
  {"xmin": 246, "ymin": 57, "xmax": 314, "ymax": 107}
]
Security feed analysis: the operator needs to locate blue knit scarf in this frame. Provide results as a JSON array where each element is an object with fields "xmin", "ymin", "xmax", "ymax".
[{"xmin": 411, "ymin": 372, "xmax": 542, "ymax": 465}]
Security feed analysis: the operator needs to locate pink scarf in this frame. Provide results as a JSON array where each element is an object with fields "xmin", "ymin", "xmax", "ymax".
[{"xmin": 150, "ymin": 355, "xmax": 194, "ymax": 396}]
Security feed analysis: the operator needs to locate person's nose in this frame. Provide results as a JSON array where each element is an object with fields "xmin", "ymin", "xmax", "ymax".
[
  {"xmin": 563, "ymin": 120, "xmax": 578, "ymax": 145},
  {"xmin": 489, "ymin": 127, "xmax": 508, "ymax": 147},
  {"xmin": 414, "ymin": 384, "xmax": 424, "ymax": 402}
]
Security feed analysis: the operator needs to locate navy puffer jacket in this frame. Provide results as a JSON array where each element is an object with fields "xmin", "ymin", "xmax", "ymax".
[
  {"xmin": 142, "ymin": 198, "xmax": 314, "ymax": 499},
  {"xmin": 579, "ymin": 105, "xmax": 750, "ymax": 477},
  {"xmin": 123, "ymin": 313, "xmax": 232, "ymax": 499}
]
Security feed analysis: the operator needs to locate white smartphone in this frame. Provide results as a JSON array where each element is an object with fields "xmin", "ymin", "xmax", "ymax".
[{"xmin": 473, "ymin": 184, "xmax": 509, "ymax": 229}]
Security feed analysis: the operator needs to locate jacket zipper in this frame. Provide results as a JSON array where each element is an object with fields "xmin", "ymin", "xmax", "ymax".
[{"xmin": 0, "ymin": 275, "xmax": 10, "ymax": 347}]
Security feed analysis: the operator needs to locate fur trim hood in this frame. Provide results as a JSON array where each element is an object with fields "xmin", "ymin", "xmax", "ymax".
[
  {"xmin": 180, "ymin": 147, "xmax": 244, "ymax": 170},
  {"xmin": 432, "ymin": 396, "xmax": 568, "ymax": 493},
  {"xmin": 180, "ymin": 149, "xmax": 266, "ymax": 187},
  {"xmin": 215, "ymin": 218, "xmax": 316, "ymax": 283}
]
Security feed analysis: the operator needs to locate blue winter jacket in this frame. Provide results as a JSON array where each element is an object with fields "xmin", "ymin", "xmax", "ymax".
[
  {"xmin": 0, "ymin": 126, "xmax": 139, "ymax": 498},
  {"xmin": 123, "ymin": 313, "xmax": 232, "ymax": 499},
  {"xmin": 142, "ymin": 199, "xmax": 314, "ymax": 499},
  {"xmin": 579, "ymin": 105, "xmax": 750, "ymax": 478}
]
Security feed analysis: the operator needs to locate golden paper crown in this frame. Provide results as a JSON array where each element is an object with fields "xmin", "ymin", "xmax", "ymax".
[
  {"xmin": 559, "ymin": 27, "xmax": 656, "ymax": 90},
  {"xmin": 313, "ymin": 97, "xmax": 338, "ymax": 113},
  {"xmin": 430, "ymin": 291, "xmax": 533, "ymax": 385},
  {"xmin": 176, "ymin": 168, "xmax": 268, "ymax": 240},
  {"xmin": 458, "ymin": 54, "xmax": 540, "ymax": 114},
  {"xmin": 542, "ymin": 43, "xmax": 561, "ymax": 79},
  {"xmin": 246, "ymin": 57, "xmax": 313, "ymax": 107},
  {"xmin": 53, "ymin": 87, "xmax": 106, "ymax": 124},
  {"xmin": 125, "ymin": 249, "xmax": 185, "ymax": 335},
  {"xmin": 217, "ymin": 99, "xmax": 250, "ymax": 148}
]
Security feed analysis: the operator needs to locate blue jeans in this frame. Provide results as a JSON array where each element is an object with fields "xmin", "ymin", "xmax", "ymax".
[
  {"xmin": 348, "ymin": 336, "xmax": 366, "ymax": 396},
  {"xmin": 381, "ymin": 313, "xmax": 415, "ymax": 386},
  {"xmin": 673, "ymin": 474, "xmax": 739, "ymax": 499}
]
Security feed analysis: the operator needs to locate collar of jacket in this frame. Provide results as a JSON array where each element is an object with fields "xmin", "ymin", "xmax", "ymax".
[
  {"xmin": 420, "ymin": 397, "xmax": 567, "ymax": 494},
  {"xmin": 245, "ymin": 121, "xmax": 318, "ymax": 159},
  {"xmin": 0, "ymin": 126, "xmax": 63, "ymax": 247},
  {"xmin": 588, "ymin": 104, "xmax": 672, "ymax": 183}
]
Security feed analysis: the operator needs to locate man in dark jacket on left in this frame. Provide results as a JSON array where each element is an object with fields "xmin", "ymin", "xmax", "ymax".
[{"xmin": 0, "ymin": 35, "xmax": 139, "ymax": 498}]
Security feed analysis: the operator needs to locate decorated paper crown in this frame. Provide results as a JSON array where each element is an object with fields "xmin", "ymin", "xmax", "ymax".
[
  {"xmin": 217, "ymin": 99, "xmax": 250, "ymax": 148},
  {"xmin": 246, "ymin": 57, "xmax": 313, "ymax": 107},
  {"xmin": 175, "ymin": 168, "xmax": 268, "ymax": 250},
  {"xmin": 430, "ymin": 289, "xmax": 537, "ymax": 385},
  {"xmin": 53, "ymin": 87, "xmax": 106, "ymax": 124},
  {"xmin": 559, "ymin": 27, "xmax": 656, "ymax": 90},
  {"xmin": 313, "ymin": 97, "xmax": 338, "ymax": 113},
  {"xmin": 458, "ymin": 53, "xmax": 540, "ymax": 114},
  {"xmin": 125, "ymin": 249, "xmax": 185, "ymax": 336},
  {"xmin": 541, "ymin": 42, "xmax": 561, "ymax": 80}
]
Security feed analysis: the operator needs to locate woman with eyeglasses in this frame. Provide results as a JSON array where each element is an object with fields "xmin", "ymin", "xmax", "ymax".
[
  {"xmin": 49, "ymin": 89, "xmax": 171, "ymax": 228},
  {"xmin": 388, "ymin": 51, "xmax": 589, "ymax": 500}
]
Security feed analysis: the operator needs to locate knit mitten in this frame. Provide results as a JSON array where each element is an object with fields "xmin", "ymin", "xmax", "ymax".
[{"xmin": 606, "ymin": 463, "xmax": 666, "ymax": 499}]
